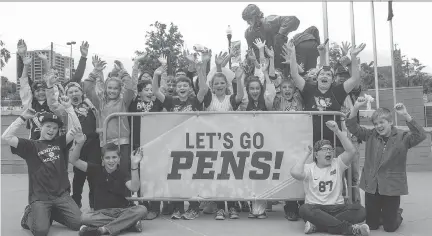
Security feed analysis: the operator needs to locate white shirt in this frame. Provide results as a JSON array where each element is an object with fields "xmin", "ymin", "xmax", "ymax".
[
  {"xmin": 206, "ymin": 94, "xmax": 233, "ymax": 112},
  {"xmin": 303, "ymin": 157, "xmax": 348, "ymax": 205}
]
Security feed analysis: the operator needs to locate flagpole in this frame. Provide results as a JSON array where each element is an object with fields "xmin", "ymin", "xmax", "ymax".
[
  {"xmin": 389, "ymin": 2, "xmax": 398, "ymax": 125},
  {"xmin": 322, "ymin": 1, "xmax": 329, "ymax": 65},
  {"xmin": 370, "ymin": 1, "xmax": 380, "ymax": 108},
  {"xmin": 350, "ymin": 1, "xmax": 356, "ymax": 47}
]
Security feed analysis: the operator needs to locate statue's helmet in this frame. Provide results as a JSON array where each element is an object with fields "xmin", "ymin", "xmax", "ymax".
[{"xmin": 242, "ymin": 4, "xmax": 263, "ymax": 21}]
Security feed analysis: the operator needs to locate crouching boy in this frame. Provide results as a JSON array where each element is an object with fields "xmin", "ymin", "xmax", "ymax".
[
  {"xmin": 69, "ymin": 129, "xmax": 147, "ymax": 236},
  {"xmin": 291, "ymin": 120, "xmax": 370, "ymax": 236},
  {"xmin": 1, "ymin": 106, "xmax": 82, "ymax": 236},
  {"xmin": 346, "ymin": 98, "xmax": 427, "ymax": 232}
]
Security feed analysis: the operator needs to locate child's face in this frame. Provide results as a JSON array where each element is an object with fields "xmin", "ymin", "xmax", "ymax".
[
  {"xmin": 248, "ymin": 81, "xmax": 261, "ymax": 101},
  {"xmin": 373, "ymin": 117, "xmax": 393, "ymax": 137},
  {"xmin": 39, "ymin": 122, "xmax": 59, "ymax": 141},
  {"xmin": 34, "ymin": 88, "xmax": 47, "ymax": 102},
  {"xmin": 317, "ymin": 70, "xmax": 333, "ymax": 91},
  {"xmin": 166, "ymin": 81, "xmax": 176, "ymax": 96},
  {"xmin": 102, "ymin": 151, "xmax": 120, "ymax": 172},
  {"xmin": 315, "ymin": 144, "xmax": 334, "ymax": 167},
  {"xmin": 106, "ymin": 80, "xmax": 121, "ymax": 100},
  {"xmin": 212, "ymin": 76, "xmax": 227, "ymax": 96},
  {"xmin": 139, "ymin": 84, "xmax": 153, "ymax": 102},
  {"xmin": 280, "ymin": 82, "xmax": 295, "ymax": 100},
  {"xmin": 176, "ymin": 81, "xmax": 191, "ymax": 99},
  {"xmin": 67, "ymin": 87, "xmax": 83, "ymax": 105}
]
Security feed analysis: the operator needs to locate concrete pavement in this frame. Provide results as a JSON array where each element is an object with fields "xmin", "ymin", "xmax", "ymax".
[{"xmin": 2, "ymin": 172, "xmax": 431, "ymax": 236}]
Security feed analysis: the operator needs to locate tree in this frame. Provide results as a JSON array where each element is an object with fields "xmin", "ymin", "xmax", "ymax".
[
  {"xmin": 0, "ymin": 40, "xmax": 11, "ymax": 71},
  {"xmin": 1, "ymin": 76, "xmax": 18, "ymax": 99},
  {"xmin": 135, "ymin": 21, "xmax": 185, "ymax": 75}
]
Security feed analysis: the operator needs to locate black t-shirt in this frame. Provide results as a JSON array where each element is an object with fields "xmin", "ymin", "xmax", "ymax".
[
  {"xmin": 87, "ymin": 163, "xmax": 131, "ymax": 210},
  {"xmin": 128, "ymin": 97, "xmax": 164, "ymax": 149},
  {"xmin": 162, "ymin": 95, "xmax": 204, "ymax": 112},
  {"xmin": 11, "ymin": 136, "xmax": 71, "ymax": 204},
  {"xmin": 301, "ymin": 82, "xmax": 347, "ymax": 147}
]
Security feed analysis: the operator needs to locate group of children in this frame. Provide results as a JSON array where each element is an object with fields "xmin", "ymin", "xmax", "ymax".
[{"xmin": 2, "ymin": 33, "xmax": 427, "ymax": 236}]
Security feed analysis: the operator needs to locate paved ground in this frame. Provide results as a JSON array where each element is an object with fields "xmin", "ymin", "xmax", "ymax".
[{"xmin": 2, "ymin": 172, "xmax": 431, "ymax": 236}]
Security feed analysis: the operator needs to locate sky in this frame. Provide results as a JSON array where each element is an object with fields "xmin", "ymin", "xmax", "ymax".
[{"xmin": 1, "ymin": 2, "xmax": 432, "ymax": 83}]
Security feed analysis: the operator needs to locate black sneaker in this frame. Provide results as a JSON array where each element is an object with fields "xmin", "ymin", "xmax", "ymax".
[
  {"xmin": 285, "ymin": 211, "xmax": 299, "ymax": 221},
  {"xmin": 20, "ymin": 205, "xmax": 31, "ymax": 230},
  {"xmin": 134, "ymin": 221, "xmax": 143, "ymax": 232},
  {"xmin": 182, "ymin": 208, "xmax": 200, "ymax": 220},
  {"xmin": 228, "ymin": 207, "xmax": 239, "ymax": 219},
  {"xmin": 79, "ymin": 226, "xmax": 101, "ymax": 236}
]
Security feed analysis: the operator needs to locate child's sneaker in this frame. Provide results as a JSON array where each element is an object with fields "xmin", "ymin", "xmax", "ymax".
[
  {"xmin": 228, "ymin": 207, "xmax": 239, "ymax": 219},
  {"xmin": 182, "ymin": 208, "xmax": 200, "ymax": 220},
  {"xmin": 20, "ymin": 205, "xmax": 31, "ymax": 230},
  {"xmin": 248, "ymin": 212, "xmax": 256, "ymax": 218},
  {"xmin": 79, "ymin": 225, "xmax": 101, "ymax": 236},
  {"xmin": 304, "ymin": 221, "xmax": 317, "ymax": 234},
  {"xmin": 215, "ymin": 209, "xmax": 225, "ymax": 220},
  {"xmin": 256, "ymin": 212, "xmax": 267, "ymax": 219},
  {"xmin": 351, "ymin": 223, "xmax": 370, "ymax": 236},
  {"xmin": 285, "ymin": 211, "xmax": 299, "ymax": 221},
  {"xmin": 133, "ymin": 221, "xmax": 143, "ymax": 232},
  {"xmin": 171, "ymin": 210, "xmax": 182, "ymax": 220}
]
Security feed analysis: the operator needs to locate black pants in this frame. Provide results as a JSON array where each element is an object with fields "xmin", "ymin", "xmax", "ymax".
[
  {"xmin": 284, "ymin": 200, "xmax": 304, "ymax": 214},
  {"xmin": 299, "ymin": 203, "xmax": 366, "ymax": 235},
  {"xmin": 216, "ymin": 201, "xmax": 236, "ymax": 211},
  {"xmin": 295, "ymin": 39, "xmax": 319, "ymax": 73},
  {"xmin": 365, "ymin": 191, "xmax": 402, "ymax": 232},
  {"xmin": 72, "ymin": 138, "xmax": 101, "ymax": 208}
]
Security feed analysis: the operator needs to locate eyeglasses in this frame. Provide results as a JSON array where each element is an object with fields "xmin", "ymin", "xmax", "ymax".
[{"xmin": 319, "ymin": 147, "xmax": 334, "ymax": 152}]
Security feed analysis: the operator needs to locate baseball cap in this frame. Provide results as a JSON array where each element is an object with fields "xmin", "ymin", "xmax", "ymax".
[
  {"xmin": 37, "ymin": 112, "xmax": 63, "ymax": 127},
  {"xmin": 31, "ymin": 81, "xmax": 47, "ymax": 91}
]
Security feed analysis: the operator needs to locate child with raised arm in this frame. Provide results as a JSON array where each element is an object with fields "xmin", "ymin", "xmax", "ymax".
[
  {"xmin": 291, "ymin": 121, "xmax": 370, "ymax": 236},
  {"xmin": 152, "ymin": 52, "xmax": 210, "ymax": 220},
  {"xmin": 1, "ymin": 96, "xmax": 82, "ymax": 236},
  {"xmin": 69, "ymin": 129, "xmax": 147, "ymax": 236},
  {"xmin": 346, "ymin": 97, "xmax": 427, "ymax": 232}
]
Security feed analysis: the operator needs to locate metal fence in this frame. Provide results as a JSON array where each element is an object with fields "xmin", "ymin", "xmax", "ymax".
[{"xmin": 102, "ymin": 111, "xmax": 354, "ymax": 203}]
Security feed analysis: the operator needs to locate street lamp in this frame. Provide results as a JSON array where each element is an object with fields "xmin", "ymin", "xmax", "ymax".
[
  {"xmin": 226, "ymin": 25, "xmax": 232, "ymax": 69},
  {"xmin": 66, "ymin": 41, "xmax": 76, "ymax": 80}
]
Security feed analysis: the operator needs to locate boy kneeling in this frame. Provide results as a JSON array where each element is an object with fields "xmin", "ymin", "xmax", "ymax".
[
  {"xmin": 291, "ymin": 120, "xmax": 370, "ymax": 236},
  {"xmin": 70, "ymin": 129, "xmax": 147, "ymax": 236},
  {"xmin": 346, "ymin": 98, "xmax": 426, "ymax": 232}
]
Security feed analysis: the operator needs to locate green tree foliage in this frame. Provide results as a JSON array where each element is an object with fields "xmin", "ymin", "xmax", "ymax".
[
  {"xmin": 135, "ymin": 21, "xmax": 184, "ymax": 75},
  {"xmin": 0, "ymin": 40, "xmax": 11, "ymax": 71},
  {"xmin": 1, "ymin": 76, "xmax": 17, "ymax": 99}
]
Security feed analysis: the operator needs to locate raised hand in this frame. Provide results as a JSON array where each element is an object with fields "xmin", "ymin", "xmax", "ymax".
[
  {"xmin": 80, "ymin": 41, "xmax": 89, "ymax": 58},
  {"xmin": 281, "ymin": 41, "xmax": 294, "ymax": 64},
  {"xmin": 183, "ymin": 49, "xmax": 197, "ymax": 64},
  {"xmin": 92, "ymin": 55, "xmax": 101, "ymax": 67},
  {"xmin": 299, "ymin": 63, "xmax": 305, "ymax": 71},
  {"xmin": 113, "ymin": 60, "xmax": 125, "ymax": 71},
  {"xmin": 36, "ymin": 52, "xmax": 48, "ymax": 61},
  {"xmin": 325, "ymin": 120, "xmax": 340, "ymax": 133},
  {"xmin": 21, "ymin": 108, "xmax": 37, "ymax": 120},
  {"xmin": 154, "ymin": 64, "xmax": 167, "ymax": 76},
  {"xmin": 306, "ymin": 145, "xmax": 313, "ymax": 155},
  {"xmin": 17, "ymin": 39, "xmax": 27, "ymax": 57},
  {"xmin": 265, "ymin": 46, "xmax": 274, "ymax": 58},
  {"xmin": 317, "ymin": 42, "xmax": 327, "ymax": 53},
  {"xmin": 215, "ymin": 52, "xmax": 228, "ymax": 66},
  {"xmin": 72, "ymin": 127, "xmax": 86, "ymax": 144},
  {"xmin": 201, "ymin": 49, "xmax": 212, "ymax": 63},
  {"xmin": 131, "ymin": 147, "xmax": 144, "ymax": 167},
  {"xmin": 394, "ymin": 103, "xmax": 408, "ymax": 116},
  {"xmin": 341, "ymin": 41, "xmax": 352, "ymax": 56},
  {"xmin": 354, "ymin": 97, "xmax": 368, "ymax": 109},
  {"xmin": 59, "ymin": 95, "xmax": 72, "ymax": 109},
  {"xmin": 253, "ymin": 38, "xmax": 266, "ymax": 50},
  {"xmin": 158, "ymin": 54, "xmax": 168, "ymax": 65},
  {"xmin": 22, "ymin": 53, "xmax": 32, "ymax": 65},
  {"xmin": 93, "ymin": 57, "xmax": 107, "ymax": 71},
  {"xmin": 350, "ymin": 43, "xmax": 366, "ymax": 57}
]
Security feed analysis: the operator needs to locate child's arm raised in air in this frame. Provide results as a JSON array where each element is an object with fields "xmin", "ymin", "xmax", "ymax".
[
  {"xmin": 61, "ymin": 96, "xmax": 82, "ymax": 144},
  {"xmin": 290, "ymin": 146, "xmax": 313, "ymax": 181},
  {"xmin": 284, "ymin": 41, "xmax": 305, "ymax": 91},
  {"xmin": 152, "ymin": 65, "xmax": 166, "ymax": 103},
  {"xmin": 394, "ymin": 103, "xmax": 427, "ymax": 148},
  {"xmin": 68, "ymin": 127, "xmax": 88, "ymax": 172},
  {"xmin": 1, "ymin": 109, "xmax": 36, "ymax": 148},
  {"xmin": 326, "ymin": 120, "xmax": 356, "ymax": 166},
  {"xmin": 346, "ymin": 97, "xmax": 374, "ymax": 142},
  {"xmin": 126, "ymin": 148, "xmax": 144, "ymax": 192},
  {"xmin": 19, "ymin": 54, "xmax": 33, "ymax": 111}
]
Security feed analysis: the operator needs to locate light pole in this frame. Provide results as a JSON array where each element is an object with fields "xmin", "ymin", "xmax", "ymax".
[
  {"xmin": 226, "ymin": 25, "xmax": 232, "ymax": 69},
  {"xmin": 66, "ymin": 41, "xmax": 76, "ymax": 80}
]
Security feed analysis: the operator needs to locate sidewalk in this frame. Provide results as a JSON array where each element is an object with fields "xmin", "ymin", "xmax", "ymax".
[{"xmin": 2, "ymin": 172, "xmax": 431, "ymax": 236}]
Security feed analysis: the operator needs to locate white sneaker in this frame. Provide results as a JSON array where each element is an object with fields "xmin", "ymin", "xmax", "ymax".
[
  {"xmin": 351, "ymin": 223, "xmax": 370, "ymax": 236},
  {"xmin": 304, "ymin": 221, "xmax": 317, "ymax": 234}
]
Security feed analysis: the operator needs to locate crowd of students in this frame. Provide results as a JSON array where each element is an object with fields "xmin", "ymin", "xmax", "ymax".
[{"xmin": 2, "ymin": 4, "xmax": 428, "ymax": 236}]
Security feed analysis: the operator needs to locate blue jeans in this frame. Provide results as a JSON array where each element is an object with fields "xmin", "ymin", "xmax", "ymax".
[
  {"xmin": 299, "ymin": 203, "xmax": 366, "ymax": 235},
  {"xmin": 81, "ymin": 205, "xmax": 147, "ymax": 236},
  {"xmin": 26, "ymin": 193, "xmax": 81, "ymax": 236}
]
